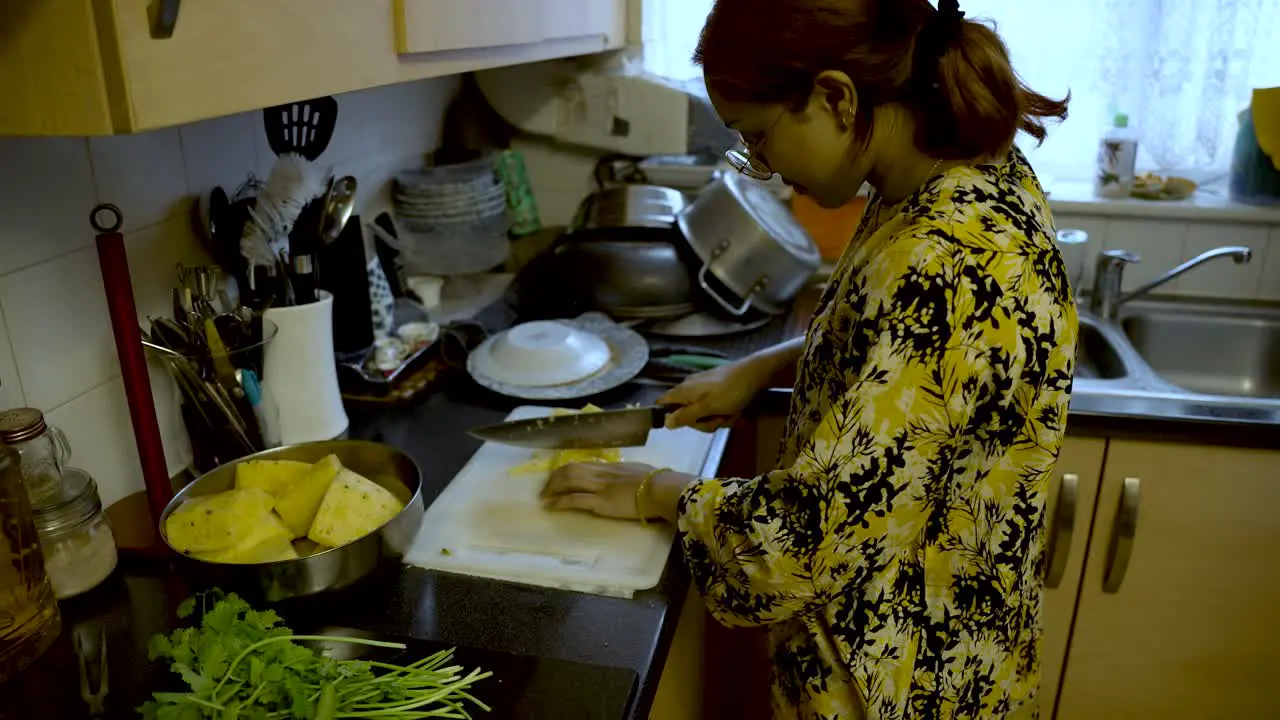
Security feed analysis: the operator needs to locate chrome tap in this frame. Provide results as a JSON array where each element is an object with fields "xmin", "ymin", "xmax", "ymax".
[{"xmin": 1088, "ymin": 245, "xmax": 1253, "ymax": 321}]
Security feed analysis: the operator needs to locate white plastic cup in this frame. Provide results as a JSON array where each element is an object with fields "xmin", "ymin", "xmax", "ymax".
[{"xmin": 262, "ymin": 291, "xmax": 348, "ymax": 445}]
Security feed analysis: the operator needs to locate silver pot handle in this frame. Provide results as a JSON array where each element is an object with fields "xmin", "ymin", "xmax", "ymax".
[{"xmin": 697, "ymin": 262, "xmax": 754, "ymax": 316}]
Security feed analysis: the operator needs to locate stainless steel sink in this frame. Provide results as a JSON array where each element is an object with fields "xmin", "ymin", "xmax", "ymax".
[
  {"xmin": 1120, "ymin": 300, "xmax": 1280, "ymax": 399},
  {"xmin": 1069, "ymin": 297, "xmax": 1280, "ymax": 426},
  {"xmin": 1076, "ymin": 322, "xmax": 1128, "ymax": 380}
]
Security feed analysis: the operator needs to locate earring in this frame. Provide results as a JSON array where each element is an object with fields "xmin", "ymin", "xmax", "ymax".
[{"xmin": 843, "ymin": 107, "xmax": 855, "ymax": 129}]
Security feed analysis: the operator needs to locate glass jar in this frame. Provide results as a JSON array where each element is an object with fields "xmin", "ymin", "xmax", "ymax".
[
  {"xmin": 0, "ymin": 408, "xmax": 71, "ymax": 507},
  {"xmin": 0, "ymin": 443, "xmax": 61, "ymax": 682},
  {"xmin": 32, "ymin": 467, "xmax": 117, "ymax": 600}
]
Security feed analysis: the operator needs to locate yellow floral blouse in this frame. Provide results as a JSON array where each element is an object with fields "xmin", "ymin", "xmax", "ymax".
[{"xmin": 677, "ymin": 148, "xmax": 1077, "ymax": 719}]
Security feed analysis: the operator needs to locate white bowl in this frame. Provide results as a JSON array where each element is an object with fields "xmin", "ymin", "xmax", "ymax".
[{"xmin": 469, "ymin": 321, "xmax": 611, "ymax": 387}]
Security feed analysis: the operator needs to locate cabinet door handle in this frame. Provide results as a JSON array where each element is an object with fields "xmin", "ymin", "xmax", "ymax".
[
  {"xmin": 1103, "ymin": 476, "xmax": 1141, "ymax": 593},
  {"xmin": 1044, "ymin": 473, "xmax": 1079, "ymax": 589}
]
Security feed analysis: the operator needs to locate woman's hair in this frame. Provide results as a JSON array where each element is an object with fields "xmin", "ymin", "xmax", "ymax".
[{"xmin": 694, "ymin": 0, "xmax": 1068, "ymax": 160}]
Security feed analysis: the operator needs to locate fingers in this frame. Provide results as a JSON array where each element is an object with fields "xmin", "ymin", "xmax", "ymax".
[
  {"xmin": 542, "ymin": 492, "xmax": 604, "ymax": 513},
  {"xmin": 689, "ymin": 415, "xmax": 735, "ymax": 433},
  {"xmin": 666, "ymin": 403, "xmax": 724, "ymax": 430},
  {"xmin": 541, "ymin": 463, "xmax": 599, "ymax": 499}
]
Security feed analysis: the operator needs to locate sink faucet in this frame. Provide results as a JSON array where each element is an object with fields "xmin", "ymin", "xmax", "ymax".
[{"xmin": 1088, "ymin": 245, "xmax": 1254, "ymax": 321}]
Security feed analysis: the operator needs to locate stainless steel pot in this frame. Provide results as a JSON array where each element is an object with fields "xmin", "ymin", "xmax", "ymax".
[
  {"xmin": 553, "ymin": 228, "xmax": 696, "ymax": 319},
  {"xmin": 676, "ymin": 173, "xmax": 820, "ymax": 315},
  {"xmin": 573, "ymin": 185, "xmax": 687, "ymax": 230},
  {"xmin": 158, "ymin": 440, "xmax": 424, "ymax": 601}
]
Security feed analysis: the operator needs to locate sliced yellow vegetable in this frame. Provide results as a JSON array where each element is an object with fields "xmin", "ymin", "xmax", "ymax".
[
  {"xmin": 234, "ymin": 460, "xmax": 312, "ymax": 495},
  {"xmin": 307, "ymin": 468, "xmax": 404, "ymax": 547},
  {"xmin": 165, "ymin": 488, "xmax": 276, "ymax": 553},
  {"xmin": 274, "ymin": 455, "xmax": 342, "ymax": 538},
  {"xmin": 192, "ymin": 513, "xmax": 298, "ymax": 564}
]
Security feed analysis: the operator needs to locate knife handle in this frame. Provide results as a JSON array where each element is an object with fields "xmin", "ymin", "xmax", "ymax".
[{"xmin": 652, "ymin": 404, "xmax": 678, "ymax": 429}]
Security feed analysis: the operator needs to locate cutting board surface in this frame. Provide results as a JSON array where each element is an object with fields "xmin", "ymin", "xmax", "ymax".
[{"xmin": 405, "ymin": 406, "xmax": 716, "ymax": 596}]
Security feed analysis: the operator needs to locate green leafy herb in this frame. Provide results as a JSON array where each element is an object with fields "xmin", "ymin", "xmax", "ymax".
[{"xmin": 140, "ymin": 591, "xmax": 491, "ymax": 719}]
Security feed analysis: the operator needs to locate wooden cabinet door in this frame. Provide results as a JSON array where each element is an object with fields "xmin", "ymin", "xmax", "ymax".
[
  {"xmin": 396, "ymin": 0, "xmax": 543, "ymax": 53},
  {"xmin": 1056, "ymin": 441, "xmax": 1280, "ymax": 719},
  {"xmin": 396, "ymin": 0, "xmax": 618, "ymax": 54},
  {"xmin": 1038, "ymin": 436, "xmax": 1105, "ymax": 720}
]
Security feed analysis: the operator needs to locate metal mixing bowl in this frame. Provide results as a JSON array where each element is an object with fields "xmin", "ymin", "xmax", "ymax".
[{"xmin": 158, "ymin": 440, "xmax": 424, "ymax": 602}]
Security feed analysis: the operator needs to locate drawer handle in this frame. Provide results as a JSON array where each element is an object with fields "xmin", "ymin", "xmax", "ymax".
[
  {"xmin": 1044, "ymin": 473, "xmax": 1079, "ymax": 589},
  {"xmin": 1103, "ymin": 476, "xmax": 1141, "ymax": 594}
]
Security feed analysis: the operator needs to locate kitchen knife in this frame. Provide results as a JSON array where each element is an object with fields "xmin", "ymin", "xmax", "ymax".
[{"xmin": 469, "ymin": 405, "xmax": 676, "ymax": 449}]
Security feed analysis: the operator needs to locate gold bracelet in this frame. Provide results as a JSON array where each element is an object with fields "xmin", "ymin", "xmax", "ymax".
[{"xmin": 637, "ymin": 467, "xmax": 670, "ymax": 527}]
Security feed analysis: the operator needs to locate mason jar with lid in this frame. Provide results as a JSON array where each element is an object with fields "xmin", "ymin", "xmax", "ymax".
[
  {"xmin": 32, "ymin": 467, "xmax": 118, "ymax": 599},
  {"xmin": 0, "ymin": 408, "xmax": 71, "ymax": 506},
  {"xmin": 0, "ymin": 442, "xmax": 61, "ymax": 682}
]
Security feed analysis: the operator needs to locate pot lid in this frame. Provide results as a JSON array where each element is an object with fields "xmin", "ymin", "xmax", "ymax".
[{"xmin": 724, "ymin": 173, "xmax": 821, "ymax": 264}]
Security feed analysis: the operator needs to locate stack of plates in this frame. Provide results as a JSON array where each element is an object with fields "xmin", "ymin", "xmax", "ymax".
[{"xmin": 392, "ymin": 159, "xmax": 511, "ymax": 276}]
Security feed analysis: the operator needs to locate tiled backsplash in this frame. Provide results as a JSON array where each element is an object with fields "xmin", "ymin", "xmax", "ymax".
[
  {"xmin": 0, "ymin": 77, "xmax": 459, "ymax": 508},
  {"xmin": 1053, "ymin": 213, "xmax": 1280, "ymax": 300}
]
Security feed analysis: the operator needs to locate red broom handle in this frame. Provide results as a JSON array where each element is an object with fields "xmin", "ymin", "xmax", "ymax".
[{"xmin": 91, "ymin": 204, "xmax": 171, "ymax": 526}]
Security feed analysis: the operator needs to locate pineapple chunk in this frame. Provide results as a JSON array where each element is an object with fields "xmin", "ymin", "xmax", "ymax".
[
  {"xmin": 307, "ymin": 469, "xmax": 404, "ymax": 547},
  {"xmin": 234, "ymin": 460, "xmax": 311, "ymax": 495},
  {"xmin": 274, "ymin": 455, "xmax": 342, "ymax": 538},
  {"xmin": 165, "ymin": 488, "xmax": 275, "ymax": 553},
  {"xmin": 191, "ymin": 512, "xmax": 298, "ymax": 564}
]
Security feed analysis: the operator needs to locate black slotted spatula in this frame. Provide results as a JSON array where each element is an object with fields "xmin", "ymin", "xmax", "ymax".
[{"xmin": 262, "ymin": 96, "xmax": 338, "ymax": 161}]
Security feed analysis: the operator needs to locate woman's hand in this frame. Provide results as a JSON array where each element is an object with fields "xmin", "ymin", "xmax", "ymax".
[
  {"xmin": 658, "ymin": 356, "xmax": 774, "ymax": 432},
  {"xmin": 541, "ymin": 462, "xmax": 694, "ymax": 523}
]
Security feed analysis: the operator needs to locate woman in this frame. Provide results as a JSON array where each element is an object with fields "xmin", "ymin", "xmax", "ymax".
[{"xmin": 541, "ymin": 0, "xmax": 1077, "ymax": 717}]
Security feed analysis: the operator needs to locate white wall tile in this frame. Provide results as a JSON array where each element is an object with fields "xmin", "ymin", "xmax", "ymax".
[
  {"xmin": 1260, "ymin": 226, "xmax": 1280, "ymax": 300},
  {"xmin": 125, "ymin": 215, "xmax": 212, "ymax": 325},
  {"xmin": 0, "ymin": 303, "xmax": 26, "ymax": 410},
  {"xmin": 0, "ymin": 248, "xmax": 114, "ymax": 410},
  {"xmin": 1052, "ymin": 213, "xmax": 1108, "ymax": 291},
  {"xmin": 0, "ymin": 136, "xmax": 98, "ymax": 275},
  {"xmin": 89, "ymin": 127, "xmax": 189, "ymax": 232},
  {"xmin": 179, "ymin": 111, "xmax": 260, "ymax": 196},
  {"xmin": 1103, "ymin": 219, "xmax": 1189, "ymax": 294},
  {"xmin": 45, "ymin": 378, "xmax": 143, "ymax": 508},
  {"xmin": 1175, "ymin": 223, "xmax": 1268, "ymax": 299}
]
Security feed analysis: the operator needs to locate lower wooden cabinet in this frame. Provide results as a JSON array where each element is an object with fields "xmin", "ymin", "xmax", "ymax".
[
  {"xmin": 1038, "ymin": 437, "xmax": 1106, "ymax": 719},
  {"xmin": 1055, "ymin": 440, "xmax": 1280, "ymax": 718}
]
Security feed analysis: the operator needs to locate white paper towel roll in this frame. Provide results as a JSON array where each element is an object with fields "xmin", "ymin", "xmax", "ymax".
[{"xmin": 262, "ymin": 291, "xmax": 348, "ymax": 444}]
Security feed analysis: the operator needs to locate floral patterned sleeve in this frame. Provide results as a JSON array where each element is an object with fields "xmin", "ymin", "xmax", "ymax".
[{"xmin": 676, "ymin": 221, "xmax": 1033, "ymax": 628}]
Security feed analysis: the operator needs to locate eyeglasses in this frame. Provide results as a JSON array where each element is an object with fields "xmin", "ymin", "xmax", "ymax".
[{"xmin": 723, "ymin": 109, "xmax": 787, "ymax": 181}]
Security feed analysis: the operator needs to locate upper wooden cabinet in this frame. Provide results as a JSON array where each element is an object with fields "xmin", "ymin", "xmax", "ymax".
[{"xmin": 0, "ymin": 0, "xmax": 626, "ymax": 136}]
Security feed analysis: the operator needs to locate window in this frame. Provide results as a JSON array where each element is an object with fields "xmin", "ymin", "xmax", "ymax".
[{"xmin": 640, "ymin": 0, "xmax": 1280, "ymax": 184}]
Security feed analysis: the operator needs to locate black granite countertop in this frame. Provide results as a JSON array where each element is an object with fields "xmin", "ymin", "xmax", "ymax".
[{"xmin": 6, "ymin": 289, "xmax": 1277, "ymax": 719}]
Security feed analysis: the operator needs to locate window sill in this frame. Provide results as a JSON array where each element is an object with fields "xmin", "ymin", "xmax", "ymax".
[{"xmin": 1046, "ymin": 180, "xmax": 1280, "ymax": 225}]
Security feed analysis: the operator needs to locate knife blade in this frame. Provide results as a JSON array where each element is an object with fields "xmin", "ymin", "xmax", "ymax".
[{"xmin": 469, "ymin": 406, "xmax": 675, "ymax": 449}]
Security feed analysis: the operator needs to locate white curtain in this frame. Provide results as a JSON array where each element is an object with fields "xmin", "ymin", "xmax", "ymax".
[{"xmin": 640, "ymin": 0, "xmax": 1280, "ymax": 183}]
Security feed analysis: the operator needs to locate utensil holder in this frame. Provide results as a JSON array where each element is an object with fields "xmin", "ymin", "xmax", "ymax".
[{"xmin": 263, "ymin": 292, "xmax": 349, "ymax": 444}]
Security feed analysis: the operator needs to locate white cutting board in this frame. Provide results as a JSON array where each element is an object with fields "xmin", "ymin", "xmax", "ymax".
[{"xmin": 405, "ymin": 406, "xmax": 716, "ymax": 597}]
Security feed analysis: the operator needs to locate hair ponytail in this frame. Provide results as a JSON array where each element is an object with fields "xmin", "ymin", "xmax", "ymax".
[
  {"xmin": 916, "ymin": 19, "xmax": 1069, "ymax": 158},
  {"xmin": 695, "ymin": 0, "xmax": 1069, "ymax": 161}
]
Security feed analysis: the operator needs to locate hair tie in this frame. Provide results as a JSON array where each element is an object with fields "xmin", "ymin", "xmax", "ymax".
[
  {"xmin": 911, "ymin": 0, "xmax": 967, "ymax": 91},
  {"xmin": 927, "ymin": 0, "xmax": 967, "ymax": 49}
]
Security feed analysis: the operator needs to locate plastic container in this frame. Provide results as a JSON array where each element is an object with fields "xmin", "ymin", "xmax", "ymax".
[
  {"xmin": 1229, "ymin": 106, "xmax": 1280, "ymax": 206},
  {"xmin": 1096, "ymin": 113, "xmax": 1139, "ymax": 198},
  {"xmin": 262, "ymin": 291, "xmax": 348, "ymax": 445}
]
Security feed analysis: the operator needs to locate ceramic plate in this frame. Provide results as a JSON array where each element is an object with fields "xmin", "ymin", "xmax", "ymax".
[{"xmin": 467, "ymin": 313, "xmax": 649, "ymax": 400}]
